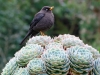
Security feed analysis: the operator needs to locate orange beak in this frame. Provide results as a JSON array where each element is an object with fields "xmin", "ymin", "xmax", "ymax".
[{"xmin": 50, "ymin": 6, "xmax": 54, "ymax": 10}]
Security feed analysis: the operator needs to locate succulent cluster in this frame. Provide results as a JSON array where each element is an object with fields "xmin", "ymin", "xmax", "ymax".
[
  {"xmin": 42, "ymin": 48, "xmax": 70, "ymax": 75},
  {"xmin": 54, "ymin": 34, "xmax": 84, "ymax": 49},
  {"xmin": 1, "ymin": 34, "xmax": 100, "ymax": 75},
  {"xmin": 13, "ymin": 68, "xmax": 29, "ymax": 75},
  {"xmin": 27, "ymin": 58, "xmax": 46, "ymax": 75},
  {"xmin": 67, "ymin": 46, "xmax": 94, "ymax": 75},
  {"xmin": 1, "ymin": 57, "xmax": 18, "ymax": 75},
  {"xmin": 84, "ymin": 44, "xmax": 100, "ymax": 59},
  {"xmin": 15, "ymin": 44, "xmax": 44, "ymax": 66},
  {"xmin": 92, "ymin": 58, "xmax": 100, "ymax": 75},
  {"xmin": 26, "ymin": 36, "xmax": 52, "ymax": 47}
]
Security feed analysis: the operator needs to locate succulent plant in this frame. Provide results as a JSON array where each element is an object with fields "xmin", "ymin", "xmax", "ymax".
[
  {"xmin": 84, "ymin": 44, "xmax": 100, "ymax": 59},
  {"xmin": 15, "ymin": 44, "xmax": 43, "ymax": 66},
  {"xmin": 67, "ymin": 46, "xmax": 94, "ymax": 75},
  {"xmin": 37, "ymin": 73, "xmax": 48, "ymax": 75},
  {"xmin": 42, "ymin": 48, "xmax": 70, "ymax": 75},
  {"xmin": 92, "ymin": 58, "xmax": 100, "ymax": 75},
  {"xmin": 62, "ymin": 37, "xmax": 84, "ymax": 48},
  {"xmin": 2, "ymin": 34, "xmax": 100, "ymax": 75},
  {"xmin": 26, "ymin": 35, "xmax": 52, "ymax": 47},
  {"xmin": 13, "ymin": 67, "xmax": 29, "ymax": 75},
  {"xmin": 27, "ymin": 58, "xmax": 46, "ymax": 75},
  {"xmin": 54, "ymin": 34, "xmax": 77, "ymax": 42},
  {"xmin": 54, "ymin": 34, "xmax": 84, "ymax": 49},
  {"xmin": 1, "ymin": 57, "xmax": 18, "ymax": 75},
  {"xmin": 45, "ymin": 42, "xmax": 63, "ymax": 49}
]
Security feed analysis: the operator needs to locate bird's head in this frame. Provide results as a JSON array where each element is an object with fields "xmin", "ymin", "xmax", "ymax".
[{"xmin": 41, "ymin": 6, "xmax": 54, "ymax": 13}]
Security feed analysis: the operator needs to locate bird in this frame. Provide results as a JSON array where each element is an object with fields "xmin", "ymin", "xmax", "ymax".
[{"xmin": 20, "ymin": 6, "xmax": 54, "ymax": 45}]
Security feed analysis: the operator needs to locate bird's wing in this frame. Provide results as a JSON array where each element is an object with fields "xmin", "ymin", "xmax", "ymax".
[
  {"xmin": 20, "ymin": 13, "xmax": 45, "ymax": 45},
  {"xmin": 30, "ymin": 13, "xmax": 45, "ymax": 30}
]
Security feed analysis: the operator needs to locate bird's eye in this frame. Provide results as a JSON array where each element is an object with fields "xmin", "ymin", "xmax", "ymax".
[{"xmin": 45, "ymin": 8, "xmax": 49, "ymax": 11}]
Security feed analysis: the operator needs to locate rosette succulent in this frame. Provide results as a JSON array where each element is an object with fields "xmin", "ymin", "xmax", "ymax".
[
  {"xmin": 45, "ymin": 42, "xmax": 63, "ymax": 49},
  {"xmin": 67, "ymin": 46, "xmax": 94, "ymax": 75},
  {"xmin": 27, "ymin": 58, "xmax": 46, "ymax": 75},
  {"xmin": 26, "ymin": 35, "xmax": 52, "ymax": 47},
  {"xmin": 92, "ymin": 58, "xmax": 100, "ymax": 75},
  {"xmin": 15, "ymin": 44, "xmax": 43, "ymax": 66},
  {"xmin": 54, "ymin": 34, "xmax": 84, "ymax": 49},
  {"xmin": 84, "ymin": 44, "xmax": 100, "ymax": 59},
  {"xmin": 13, "ymin": 68, "xmax": 29, "ymax": 75},
  {"xmin": 1, "ymin": 57, "xmax": 18, "ymax": 75},
  {"xmin": 62, "ymin": 37, "xmax": 84, "ymax": 48},
  {"xmin": 54, "ymin": 34, "xmax": 77, "ymax": 42},
  {"xmin": 42, "ymin": 48, "xmax": 70, "ymax": 75}
]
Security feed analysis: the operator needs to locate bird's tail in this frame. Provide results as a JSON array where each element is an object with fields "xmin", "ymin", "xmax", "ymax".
[{"xmin": 20, "ymin": 30, "xmax": 38, "ymax": 45}]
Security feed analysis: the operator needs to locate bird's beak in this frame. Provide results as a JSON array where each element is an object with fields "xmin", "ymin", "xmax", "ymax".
[{"xmin": 50, "ymin": 6, "xmax": 54, "ymax": 10}]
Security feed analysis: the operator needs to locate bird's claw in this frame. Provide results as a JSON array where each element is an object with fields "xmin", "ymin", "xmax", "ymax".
[{"xmin": 40, "ymin": 31, "xmax": 45, "ymax": 36}]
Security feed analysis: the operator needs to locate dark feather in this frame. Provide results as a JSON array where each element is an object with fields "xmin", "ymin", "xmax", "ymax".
[
  {"xmin": 20, "ymin": 13, "xmax": 45, "ymax": 45},
  {"xmin": 30, "ymin": 13, "xmax": 45, "ymax": 29},
  {"xmin": 20, "ymin": 30, "xmax": 39, "ymax": 45}
]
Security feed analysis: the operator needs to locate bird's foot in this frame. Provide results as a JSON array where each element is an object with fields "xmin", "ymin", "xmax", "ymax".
[{"xmin": 40, "ymin": 31, "xmax": 45, "ymax": 36}]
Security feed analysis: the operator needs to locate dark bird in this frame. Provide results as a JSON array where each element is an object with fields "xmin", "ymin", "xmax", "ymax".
[{"xmin": 20, "ymin": 6, "xmax": 54, "ymax": 45}]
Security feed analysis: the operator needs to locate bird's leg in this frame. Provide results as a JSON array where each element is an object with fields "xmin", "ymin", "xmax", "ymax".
[{"xmin": 40, "ymin": 31, "xmax": 45, "ymax": 36}]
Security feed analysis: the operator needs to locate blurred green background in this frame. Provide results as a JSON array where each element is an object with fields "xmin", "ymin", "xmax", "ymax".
[{"xmin": 0, "ymin": 0, "xmax": 100, "ymax": 73}]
